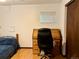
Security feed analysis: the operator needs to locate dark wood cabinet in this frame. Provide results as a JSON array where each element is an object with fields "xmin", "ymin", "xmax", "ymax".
[{"xmin": 66, "ymin": 0, "xmax": 79, "ymax": 59}]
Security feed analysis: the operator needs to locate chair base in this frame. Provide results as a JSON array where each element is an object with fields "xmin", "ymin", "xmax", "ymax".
[{"xmin": 39, "ymin": 50, "xmax": 53, "ymax": 59}]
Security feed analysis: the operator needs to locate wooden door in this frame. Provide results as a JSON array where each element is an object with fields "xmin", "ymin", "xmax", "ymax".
[{"xmin": 66, "ymin": 0, "xmax": 79, "ymax": 59}]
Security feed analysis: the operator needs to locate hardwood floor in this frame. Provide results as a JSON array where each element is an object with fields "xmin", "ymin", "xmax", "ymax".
[
  {"xmin": 11, "ymin": 49, "xmax": 33, "ymax": 59},
  {"xmin": 11, "ymin": 49, "xmax": 66, "ymax": 59}
]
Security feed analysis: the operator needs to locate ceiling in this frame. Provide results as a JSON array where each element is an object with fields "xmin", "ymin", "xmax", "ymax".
[{"xmin": 0, "ymin": 0, "xmax": 62, "ymax": 5}]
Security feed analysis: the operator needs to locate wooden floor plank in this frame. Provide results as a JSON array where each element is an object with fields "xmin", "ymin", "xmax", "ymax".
[
  {"xmin": 11, "ymin": 49, "xmax": 33, "ymax": 59},
  {"xmin": 11, "ymin": 49, "xmax": 66, "ymax": 59}
]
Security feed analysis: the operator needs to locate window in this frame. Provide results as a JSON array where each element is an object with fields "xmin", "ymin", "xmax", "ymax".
[{"xmin": 40, "ymin": 11, "xmax": 56, "ymax": 23}]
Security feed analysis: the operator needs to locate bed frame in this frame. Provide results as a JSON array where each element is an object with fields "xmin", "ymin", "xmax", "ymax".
[{"xmin": 16, "ymin": 34, "xmax": 19, "ymax": 44}]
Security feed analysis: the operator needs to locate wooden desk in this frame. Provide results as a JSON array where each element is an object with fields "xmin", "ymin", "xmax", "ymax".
[{"xmin": 32, "ymin": 29, "xmax": 62, "ymax": 56}]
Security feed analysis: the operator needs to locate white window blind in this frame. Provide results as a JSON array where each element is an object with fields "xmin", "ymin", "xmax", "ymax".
[{"xmin": 40, "ymin": 11, "xmax": 56, "ymax": 23}]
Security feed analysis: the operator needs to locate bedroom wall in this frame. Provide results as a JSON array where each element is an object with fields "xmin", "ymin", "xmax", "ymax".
[
  {"xmin": 0, "ymin": 4, "xmax": 62, "ymax": 47},
  {"xmin": 0, "ymin": 6, "xmax": 9, "ymax": 35},
  {"xmin": 0, "ymin": 0, "xmax": 71, "ymax": 55}
]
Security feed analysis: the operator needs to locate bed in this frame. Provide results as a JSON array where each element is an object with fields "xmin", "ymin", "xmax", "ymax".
[{"xmin": 0, "ymin": 34, "xmax": 19, "ymax": 59}]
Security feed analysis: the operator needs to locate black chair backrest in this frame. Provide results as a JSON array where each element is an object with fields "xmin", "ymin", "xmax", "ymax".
[{"xmin": 38, "ymin": 28, "xmax": 53, "ymax": 49}]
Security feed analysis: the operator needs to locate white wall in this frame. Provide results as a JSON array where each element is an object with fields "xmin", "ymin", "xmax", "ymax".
[
  {"xmin": 0, "ymin": 4, "xmax": 62, "ymax": 47},
  {"xmin": 63, "ymin": 0, "xmax": 71, "ymax": 5},
  {"xmin": 0, "ymin": 0, "xmax": 71, "ymax": 54}
]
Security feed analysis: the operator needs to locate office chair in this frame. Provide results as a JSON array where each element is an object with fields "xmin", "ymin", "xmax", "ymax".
[{"xmin": 38, "ymin": 28, "xmax": 53, "ymax": 59}]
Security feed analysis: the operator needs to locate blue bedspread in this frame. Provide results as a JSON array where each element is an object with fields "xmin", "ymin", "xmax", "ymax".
[{"xmin": 0, "ymin": 36, "xmax": 19, "ymax": 59}]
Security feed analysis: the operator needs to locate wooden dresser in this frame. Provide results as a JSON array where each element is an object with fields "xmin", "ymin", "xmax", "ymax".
[{"xmin": 32, "ymin": 29, "xmax": 62, "ymax": 56}]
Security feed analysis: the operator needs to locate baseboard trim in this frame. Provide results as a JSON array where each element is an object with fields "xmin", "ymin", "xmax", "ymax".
[{"xmin": 19, "ymin": 47, "xmax": 33, "ymax": 49}]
